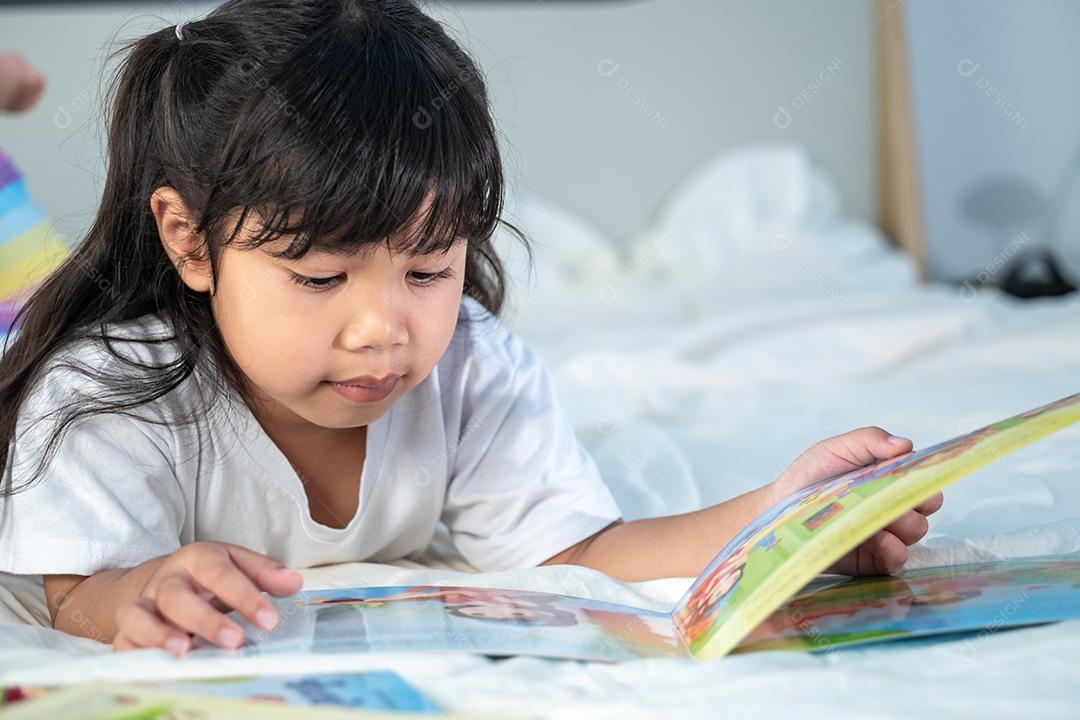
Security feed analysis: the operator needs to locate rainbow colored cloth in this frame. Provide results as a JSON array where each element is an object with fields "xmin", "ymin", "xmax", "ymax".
[{"xmin": 0, "ymin": 148, "xmax": 70, "ymax": 334}]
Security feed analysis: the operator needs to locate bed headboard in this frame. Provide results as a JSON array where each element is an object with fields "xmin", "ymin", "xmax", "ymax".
[{"xmin": 876, "ymin": 0, "xmax": 927, "ymax": 279}]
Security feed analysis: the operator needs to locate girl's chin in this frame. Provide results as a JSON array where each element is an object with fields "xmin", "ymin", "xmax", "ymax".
[
  {"xmin": 311, "ymin": 401, "xmax": 384, "ymax": 427},
  {"xmin": 277, "ymin": 397, "xmax": 380, "ymax": 431}
]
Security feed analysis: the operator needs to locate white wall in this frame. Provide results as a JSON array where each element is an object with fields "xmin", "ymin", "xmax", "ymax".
[
  {"xmin": 0, "ymin": 0, "xmax": 877, "ymax": 247},
  {"xmin": 905, "ymin": 0, "xmax": 1080, "ymax": 281}
]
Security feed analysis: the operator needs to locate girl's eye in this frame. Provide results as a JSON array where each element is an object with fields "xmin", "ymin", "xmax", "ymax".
[
  {"xmin": 287, "ymin": 268, "xmax": 455, "ymax": 291},
  {"xmin": 409, "ymin": 268, "xmax": 456, "ymax": 287},
  {"xmin": 289, "ymin": 272, "xmax": 344, "ymax": 291}
]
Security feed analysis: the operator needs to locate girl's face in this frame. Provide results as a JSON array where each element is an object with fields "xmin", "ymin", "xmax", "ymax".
[{"xmin": 210, "ymin": 214, "xmax": 468, "ymax": 433}]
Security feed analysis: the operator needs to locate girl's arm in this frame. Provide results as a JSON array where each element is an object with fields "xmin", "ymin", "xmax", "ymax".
[
  {"xmin": 542, "ymin": 427, "xmax": 943, "ymax": 582},
  {"xmin": 45, "ymin": 559, "xmax": 170, "ymax": 643},
  {"xmin": 541, "ymin": 482, "xmax": 782, "ymax": 582}
]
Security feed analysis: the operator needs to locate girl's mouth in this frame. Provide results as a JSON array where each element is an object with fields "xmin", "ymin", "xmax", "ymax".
[{"xmin": 324, "ymin": 374, "xmax": 400, "ymax": 403}]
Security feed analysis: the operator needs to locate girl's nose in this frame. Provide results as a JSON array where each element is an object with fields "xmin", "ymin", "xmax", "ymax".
[{"xmin": 337, "ymin": 298, "xmax": 409, "ymax": 351}]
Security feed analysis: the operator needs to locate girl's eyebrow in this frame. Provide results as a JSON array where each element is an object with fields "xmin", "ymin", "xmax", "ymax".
[
  {"xmin": 306, "ymin": 245, "xmax": 369, "ymax": 257},
  {"xmin": 286, "ymin": 238, "xmax": 466, "ymax": 261},
  {"xmin": 348, "ymin": 235, "xmax": 468, "ymax": 255}
]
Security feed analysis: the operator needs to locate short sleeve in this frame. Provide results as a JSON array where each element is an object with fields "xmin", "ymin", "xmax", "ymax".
[
  {"xmin": 440, "ymin": 299, "xmax": 622, "ymax": 571},
  {"xmin": 0, "ymin": 363, "xmax": 186, "ymax": 576}
]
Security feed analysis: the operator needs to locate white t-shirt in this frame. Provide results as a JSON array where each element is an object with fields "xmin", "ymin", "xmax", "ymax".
[{"xmin": 0, "ymin": 295, "xmax": 622, "ymax": 576}]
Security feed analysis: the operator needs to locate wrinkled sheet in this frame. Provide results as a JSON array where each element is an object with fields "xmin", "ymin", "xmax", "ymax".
[{"xmin": 3, "ymin": 145, "xmax": 1079, "ymax": 717}]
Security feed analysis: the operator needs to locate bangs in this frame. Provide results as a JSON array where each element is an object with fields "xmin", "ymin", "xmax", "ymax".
[{"xmin": 215, "ymin": 10, "xmax": 502, "ymax": 260}]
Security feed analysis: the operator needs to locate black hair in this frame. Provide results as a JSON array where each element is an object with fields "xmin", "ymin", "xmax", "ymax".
[{"xmin": 0, "ymin": 0, "xmax": 528, "ymax": 496}]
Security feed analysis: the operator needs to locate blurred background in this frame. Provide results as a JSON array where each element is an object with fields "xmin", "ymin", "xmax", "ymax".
[
  {"xmin": 4, "ymin": 0, "xmax": 1078, "ymax": 291},
  {"xmin": 16, "ymin": 0, "xmax": 875, "ymax": 249},
  {"xmin": 2, "ymin": 0, "xmax": 1079, "ymax": 534}
]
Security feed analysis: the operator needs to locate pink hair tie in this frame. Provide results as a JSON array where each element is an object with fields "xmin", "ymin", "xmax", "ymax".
[{"xmin": 175, "ymin": 21, "xmax": 186, "ymax": 41}]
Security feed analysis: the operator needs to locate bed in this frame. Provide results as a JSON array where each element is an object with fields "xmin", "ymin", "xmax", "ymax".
[{"xmin": 2, "ymin": 145, "xmax": 1079, "ymax": 718}]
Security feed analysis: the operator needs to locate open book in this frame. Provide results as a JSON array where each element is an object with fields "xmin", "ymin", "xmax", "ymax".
[
  {"xmin": 0, "ymin": 673, "xmax": 523, "ymax": 719},
  {"xmin": 194, "ymin": 392, "xmax": 1080, "ymax": 662},
  {"xmin": 1, "ymin": 672, "xmax": 443, "ymax": 717}
]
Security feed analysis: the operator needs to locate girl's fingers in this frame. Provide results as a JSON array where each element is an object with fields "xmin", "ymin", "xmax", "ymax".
[
  {"xmin": 114, "ymin": 596, "xmax": 192, "ymax": 656},
  {"xmin": 154, "ymin": 572, "xmax": 247, "ymax": 649},
  {"xmin": 783, "ymin": 427, "xmax": 914, "ymax": 493},
  {"xmin": 224, "ymin": 544, "xmax": 304, "ymax": 597},
  {"xmin": 198, "ymin": 589, "xmax": 234, "ymax": 615},
  {"xmin": 825, "ymin": 550, "xmax": 858, "ymax": 576},
  {"xmin": 186, "ymin": 546, "xmax": 289, "ymax": 633},
  {"xmin": 824, "ymin": 426, "xmax": 913, "ymax": 467},
  {"xmin": 112, "ymin": 631, "xmax": 135, "ymax": 652},
  {"xmin": 856, "ymin": 529, "xmax": 908, "ymax": 575},
  {"xmin": 883, "ymin": 510, "xmax": 930, "ymax": 546},
  {"xmin": 915, "ymin": 491, "xmax": 945, "ymax": 516}
]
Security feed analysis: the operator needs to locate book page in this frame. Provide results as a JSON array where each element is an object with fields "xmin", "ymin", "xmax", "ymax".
[
  {"xmin": 153, "ymin": 671, "xmax": 440, "ymax": 712},
  {"xmin": 195, "ymin": 585, "xmax": 689, "ymax": 663},
  {"xmin": 673, "ymin": 392, "xmax": 1080, "ymax": 659},
  {"xmin": 734, "ymin": 554, "xmax": 1080, "ymax": 653}
]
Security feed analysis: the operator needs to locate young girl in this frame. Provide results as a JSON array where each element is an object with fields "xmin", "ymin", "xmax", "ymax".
[{"xmin": 0, "ymin": 0, "xmax": 942, "ymax": 658}]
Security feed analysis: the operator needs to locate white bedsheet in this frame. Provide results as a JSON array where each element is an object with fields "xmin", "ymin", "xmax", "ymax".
[{"xmin": 2, "ymin": 145, "xmax": 1079, "ymax": 717}]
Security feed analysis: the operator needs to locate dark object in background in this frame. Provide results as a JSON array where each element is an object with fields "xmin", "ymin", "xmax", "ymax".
[
  {"xmin": 999, "ymin": 248, "xmax": 1077, "ymax": 299},
  {"xmin": 954, "ymin": 248, "xmax": 1078, "ymax": 300}
]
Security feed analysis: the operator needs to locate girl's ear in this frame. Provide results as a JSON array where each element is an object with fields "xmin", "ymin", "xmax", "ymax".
[{"xmin": 150, "ymin": 186, "xmax": 213, "ymax": 293}]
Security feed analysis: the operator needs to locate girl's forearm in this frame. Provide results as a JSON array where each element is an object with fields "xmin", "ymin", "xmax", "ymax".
[
  {"xmin": 47, "ymin": 555, "xmax": 169, "ymax": 643},
  {"xmin": 565, "ymin": 482, "xmax": 784, "ymax": 583}
]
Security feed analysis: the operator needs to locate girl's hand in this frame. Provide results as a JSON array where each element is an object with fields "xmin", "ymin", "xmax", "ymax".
[
  {"xmin": 770, "ymin": 426, "xmax": 945, "ymax": 576},
  {"xmin": 0, "ymin": 52, "xmax": 46, "ymax": 114},
  {"xmin": 112, "ymin": 541, "xmax": 303, "ymax": 656}
]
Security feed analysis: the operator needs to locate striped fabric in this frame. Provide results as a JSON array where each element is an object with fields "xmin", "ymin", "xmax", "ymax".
[{"xmin": 0, "ymin": 148, "xmax": 70, "ymax": 335}]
